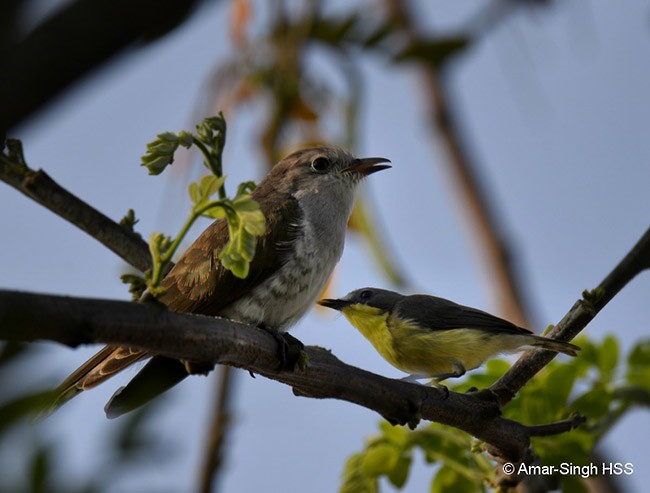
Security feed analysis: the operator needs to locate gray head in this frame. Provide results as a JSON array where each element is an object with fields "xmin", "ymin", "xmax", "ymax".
[
  {"xmin": 319, "ymin": 287, "xmax": 404, "ymax": 312},
  {"xmin": 255, "ymin": 146, "xmax": 391, "ymax": 199}
]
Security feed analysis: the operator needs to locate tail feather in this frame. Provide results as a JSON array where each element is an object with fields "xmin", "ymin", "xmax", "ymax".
[
  {"xmin": 42, "ymin": 345, "xmax": 148, "ymax": 417},
  {"xmin": 528, "ymin": 336, "xmax": 580, "ymax": 357}
]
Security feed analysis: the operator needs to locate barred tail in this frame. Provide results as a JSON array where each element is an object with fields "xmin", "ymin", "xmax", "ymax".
[{"xmin": 38, "ymin": 345, "xmax": 147, "ymax": 419}]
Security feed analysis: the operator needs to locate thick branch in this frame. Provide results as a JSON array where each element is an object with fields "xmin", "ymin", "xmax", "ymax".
[
  {"xmin": 0, "ymin": 150, "xmax": 153, "ymax": 273},
  {"xmin": 1, "ymin": 288, "xmax": 544, "ymax": 462},
  {"xmin": 491, "ymin": 227, "xmax": 650, "ymax": 406},
  {"xmin": 0, "ymin": 0, "xmax": 203, "ymax": 133}
]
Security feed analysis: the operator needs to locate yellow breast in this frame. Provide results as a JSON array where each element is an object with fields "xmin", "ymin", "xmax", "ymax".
[{"xmin": 340, "ymin": 304, "xmax": 516, "ymax": 378}]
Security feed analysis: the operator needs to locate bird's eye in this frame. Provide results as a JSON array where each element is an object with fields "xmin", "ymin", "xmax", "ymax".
[
  {"xmin": 359, "ymin": 289, "xmax": 372, "ymax": 300},
  {"xmin": 311, "ymin": 156, "xmax": 331, "ymax": 172}
]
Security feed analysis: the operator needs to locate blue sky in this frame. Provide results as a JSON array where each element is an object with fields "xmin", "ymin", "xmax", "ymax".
[{"xmin": 1, "ymin": 1, "xmax": 649, "ymax": 491}]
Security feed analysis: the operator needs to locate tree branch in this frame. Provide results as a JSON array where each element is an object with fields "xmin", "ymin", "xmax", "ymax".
[
  {"xmin": 385, "ymin": 0, "xmax": 533, "ymax": 327},
  {"xmin": 1, "ymin": 288, "xmax": 563, "ymax": 463},
  {"xmin": 491, "ymin": 227, "xmax": 650, "ymax": 406},
  {"xmin": 1, "ymin": 142, "xmax": 153, "ymax": 273},
  {"xmin": 0, "ymin": 0, "xmax": 204, "ymax": 133},
  {"xmin": 198, "ymin": 366, "xmax": 235, "ymax": 493}
]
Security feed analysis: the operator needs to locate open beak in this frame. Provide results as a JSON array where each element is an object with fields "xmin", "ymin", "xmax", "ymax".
[
  {"xmin": 341, "ymin": 156, "xmax": 391, "ymax": 176},
  {"xmin": 318, "ymin": 298, "xmax": 352, "ymax": 311}
]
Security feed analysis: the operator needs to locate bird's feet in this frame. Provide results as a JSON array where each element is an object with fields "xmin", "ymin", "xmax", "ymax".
[{"xmin": 258, "ymin": 323, "xmax": 306, "ymax": 371}]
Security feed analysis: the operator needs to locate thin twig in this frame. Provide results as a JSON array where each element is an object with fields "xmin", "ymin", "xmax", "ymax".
[
  {"xmin": 0, "ymin": 154, "xmax": 153, "ymax": 273},
  {"xmin": 491, "ymin": 227, "xmax": 650, "ymax": 406},
  {"xmin": 526, "ymin": 413, "xmax": 585, "ymax": 437},
  {"xmin": 198, "ymin": 366, "xmax": 235, "ymax": 493}
]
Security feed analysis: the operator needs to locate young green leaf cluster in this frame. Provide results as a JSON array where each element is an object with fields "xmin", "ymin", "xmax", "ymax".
[
  {"xmin": 341, "ymin": 336, "xmax": 650, "ymax": 493},
  {"xmin": 134, "ymin": 114, "xmax": 266, "ymax": 295}
]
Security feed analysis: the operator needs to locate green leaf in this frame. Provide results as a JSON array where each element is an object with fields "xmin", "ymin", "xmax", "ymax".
[
  {"xmin": 627, "ymin": 339, "xmax": 650, "ymax": 388},
  {"xmin": 121, "ymin": 273, "xmax": 147, "ymax": 301},
  {"xmin": 200, "ymin": 203, "xmax": 228, "ymax": 220},
  {"xmin": 30, "ymin": 445, "xmax": 51, "ymax": 493},
  {"xmin": 598, "ymin": 335, "xmax": 619, "ymax": 377},
  {"xmin": 119, "ymin": 208, "xmax": 139, "ymax": 232},
  {"xmin": 386, "ymin": 455, "xmax": 412, "ymax": 489},
  {"xmin": 570, "ymin": 385, "xmax": 611, "ymax": 420},
  {"xmin": 340, "ymin": 454, "xmax": 379, "ymax": 493},
  {"xmin": 236, "ymin": 180, "xmax": 258, "ymax": 196},
  {"xmin": 430, "ymin": 465, "xmax": 477, "ymax": 493},
  {"xmin": 177, "ymin": 130, "xmax": 194, "ymax": 147},
  {"xmin": 545, "ymin": 363, "xmax": 578, "ymax": 412},
  {"xmin": 189, "ymin": 182, "xmax": 200, "ymax": 203},
  {"xmin": 200, "ymin": 174, "xmax": 226, "ymax": 199},
  {"xmin": 141, "ymin": 155, "xmax": 173, "ymax": 175},
  {"xmin": 360, "ymin": 444, "xmax": 400, "ymax": 476},
  {"xmin": 378, "ymin": 421, "xmax": 411, "ymax": 448}
]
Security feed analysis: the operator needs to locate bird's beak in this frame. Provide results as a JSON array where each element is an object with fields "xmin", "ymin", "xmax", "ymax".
[
  {"xmin": 318, "ymin": 298, "xmax": 352, "ymax": 311},
  {"xmin": 341, "ymin": 157, "xmax": 391, "ymax": 176}
]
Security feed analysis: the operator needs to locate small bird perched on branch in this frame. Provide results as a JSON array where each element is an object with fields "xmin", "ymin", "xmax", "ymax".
[
  {"xmin": 50, "ymin": 146, "xmax": 390, "ymax": 418},
  {"xmin": 319, "ymin": 288, "xmax": 580, "ymax": 387}
]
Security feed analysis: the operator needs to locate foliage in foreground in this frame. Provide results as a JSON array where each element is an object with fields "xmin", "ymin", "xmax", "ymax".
[{"xmin": 341, "ymin": 336, "xmax": 650, "ymax": 492}]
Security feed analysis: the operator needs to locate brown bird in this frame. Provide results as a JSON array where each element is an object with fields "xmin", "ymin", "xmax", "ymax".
[{"xmin": 49, "ymin": 146, "xmax": 390, "ymax": 418}]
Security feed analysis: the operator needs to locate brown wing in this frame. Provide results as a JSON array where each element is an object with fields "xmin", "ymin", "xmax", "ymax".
[
  {"xmin": 51, "ymin": 192, "xmax": 301, "ymax": 414},
  {"xmin": 45, "ymin": 346, "xmax": 147, "ymax": 416},
  {"xmin": 156, "ymin": 193, "xmax": 301, "ymax": 314}
]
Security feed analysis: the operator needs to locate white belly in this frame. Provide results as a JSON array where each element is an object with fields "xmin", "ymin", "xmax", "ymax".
[{"xmin": 219, "ymin": 211, "xmax": 346, "ymax": 330}]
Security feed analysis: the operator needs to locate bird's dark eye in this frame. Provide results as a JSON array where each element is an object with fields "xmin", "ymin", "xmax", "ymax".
[
  {"xmin": 359, "ymin": 289, "xmax": 372, "ymax": 300},
  {"xmin": 311, "ymin": 156, "xmax": 331, "ymax": 172}
]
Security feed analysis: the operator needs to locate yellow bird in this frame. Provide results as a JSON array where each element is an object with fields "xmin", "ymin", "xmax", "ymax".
[{"xmin": 319, "ymin": 288, "xmax": 579, "ymax": 386}]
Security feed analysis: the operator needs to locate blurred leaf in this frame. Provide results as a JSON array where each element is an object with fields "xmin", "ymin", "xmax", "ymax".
[
  {"xmin": 340, "ymin": 453, "xmax": 379, "ymax": 493},
  {"xmin": 0, "ymin": 390, "xmax": 57, "ymax": 433},
  {"xmin": 361, "ymin": 443, "xmax": 400, "ymax": 476},
  {"xmin": 30, "ymin": 445, "xmax": 51, "ymax": 493},
  {"xmin": 430, "ymin": 465, "xmax": 478, "ymax": 493},
  {"xmin": 387, "ymin": 455, "xmax": 412, "ymax": 489},
  {"xmin": 544, "ymin": 363, "xmax": 578, "ymax": 413},
  {"xmin": 569, "ymin": 384, "xmax": 611, "ymax": 420},
  {"xmin": 393, "ymin": 38, "xmax": 469, "ymax": 66},
  {"xmin": 598, "ymin": 334, "xmax": 619, "ymax": 378},
  {"xmin": 453, "ymin": 359, "xmax": 511, "ymax": 392},
  {"xmin": 379, "ymin": 420, "xmax": 411, "ymax": 448},
  {"xmin": 627, "ymin": 339, "xmax": 650, "ymax": 387},
  {"xmin": 310, "ymin": 13, "xmax": 360, "ymax": 46}
]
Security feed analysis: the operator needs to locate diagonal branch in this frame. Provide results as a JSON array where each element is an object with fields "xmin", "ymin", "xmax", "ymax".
[
  {"xmin": 384, "ymin": 0, "xmax": 533, "ymax": 328},
  {"xmin": 2, "ymin": 288, "xmax": 558, "ymax": 463},
  {"xmin": 0, "ymin": 142, "xmax": 153, "ymax": 273},
  {"xmin": 491, "ymin": 227, "xmax": 650, "ymax": 406}
]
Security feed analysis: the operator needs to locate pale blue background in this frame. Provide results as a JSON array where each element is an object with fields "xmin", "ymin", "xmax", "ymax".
[{"xmin": 1, "ymin": 1, "xmax": 648, "ymax": 492}]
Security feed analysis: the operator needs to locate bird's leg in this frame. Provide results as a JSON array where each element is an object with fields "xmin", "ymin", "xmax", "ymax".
[
  {"xmin": 428, "ymin": 362, "xmax": 467, "ymax": 399},
  {"xmin": 257, "ymin": 323, "xmax": 305, "ymax": 371},
  {"xmin": 430, "ymin": 362, "xmax": 466, "ymax": 383},
  {"xmin": 400, "ymin": 374, "xmax": 426, "ymax": 383}
]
